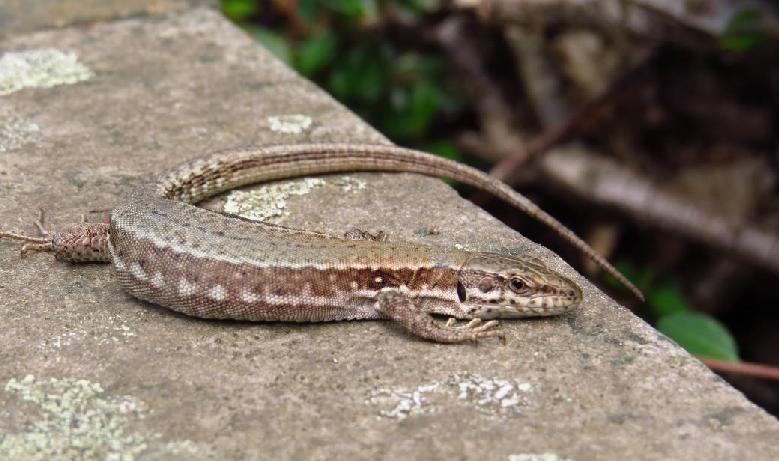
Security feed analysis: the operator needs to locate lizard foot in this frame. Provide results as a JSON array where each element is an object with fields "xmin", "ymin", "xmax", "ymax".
[
  {"xmin": 377, "ymin": 290, "xmax": 505, "ymax": 344},
  {"xmin": 0, "ymin": 209, "xmax": 53, "ymax": 256},
  {"xmin": 444, "ymin": 318, "xmax": 505, "ymax": 343}
]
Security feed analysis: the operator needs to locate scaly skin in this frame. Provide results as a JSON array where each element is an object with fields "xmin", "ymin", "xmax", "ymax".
[{"xmin": 2, "ymin": 143, "xmax": 640, "ymax": 343}]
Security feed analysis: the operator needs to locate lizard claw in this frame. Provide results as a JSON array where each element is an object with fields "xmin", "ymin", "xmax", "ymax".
[{"xmin": 444, "ymin": 318, "xmax": 505, "ymax": 344}]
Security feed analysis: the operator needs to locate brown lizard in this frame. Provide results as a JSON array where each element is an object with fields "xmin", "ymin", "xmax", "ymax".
[{"xmin": 1, "ymin": 143, "xmax": 642, "ymax": 343}]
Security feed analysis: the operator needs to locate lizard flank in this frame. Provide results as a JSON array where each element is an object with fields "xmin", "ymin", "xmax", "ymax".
[{"xmin": 1, "ymin": 143, "xmax": 642, "ymax": 343}]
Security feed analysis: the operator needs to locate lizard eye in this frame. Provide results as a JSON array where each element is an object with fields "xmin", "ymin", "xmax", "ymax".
[{"xmin": 509, "ymin": 277, "xmax": 526, "ymax": 293}]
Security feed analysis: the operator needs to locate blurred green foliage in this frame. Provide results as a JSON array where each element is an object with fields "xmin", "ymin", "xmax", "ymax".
[
  {"xmin": 221, "ymin": 0, "xmax": 465, "ymax": 159},
  {"xmin": 721, "ymin": 4, "xmax": 779, "ymax": 52}
]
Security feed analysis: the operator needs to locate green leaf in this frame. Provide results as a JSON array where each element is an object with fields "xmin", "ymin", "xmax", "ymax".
[
  {"xmin": 721, "ymin": 8, "xmax": 763, "ymax": 51},
  {"xmin": 647, "ymin": 284, "xmax": 688, "ymax": 317},
  {"xmin": 721, "ymin": 35, "xmax": 761, "ymax": 52},
  {"xmin": 222, "ymin": 0, "xmax": 260, "ymax": 22},
  {"xmin": 296, "ymin": 32, "xmax": 338, "ymax": 77},
  {"xmin": 657, "ymin": 312, "xmax": 739, "ymax": 361},
  {"xmin": 245, "ymin": 26, "xmax": 292, "ymax": 64}
]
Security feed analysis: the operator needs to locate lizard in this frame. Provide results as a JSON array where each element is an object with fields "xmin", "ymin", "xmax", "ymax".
[{"xmin": 0, "ymin": 143, "xmax": 642, "ymax": 343}]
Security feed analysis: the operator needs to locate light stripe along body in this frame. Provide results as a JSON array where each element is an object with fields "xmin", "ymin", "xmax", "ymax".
[{"xmin": 4, "ymin": 143, "xmax": 641, "ymax": 343}]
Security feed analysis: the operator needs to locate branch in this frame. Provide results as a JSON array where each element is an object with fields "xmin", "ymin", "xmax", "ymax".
[
  {"xmin": 701, "ymin": 358, "xmax": 779, "ymax": 382},
  {"xmin": 538, "ymin": 146, "xmax": 779, "ymax": 274}
]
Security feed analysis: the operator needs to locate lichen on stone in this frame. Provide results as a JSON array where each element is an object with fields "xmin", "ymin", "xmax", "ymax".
[
  {"xmin": 0, "ymin": 112, "xmax": 40, "ymax": 152},
  {"xmin": 223, "ymin": 177, "xmax": 325, "ymax": 221},
  {"xmin": 267, "ymin": 114, "xmax": 312, "ymax": 134},
  {"xmin": 0, "ymin": 48, "xmax": 93, "ymax": 96},
  {"xmin": 367, "ymin": 372, "xmax": 532, "ymax": 421},
  {"xmin": 1, "ymin": 375, "xmax": 200, "ymax": 461}
]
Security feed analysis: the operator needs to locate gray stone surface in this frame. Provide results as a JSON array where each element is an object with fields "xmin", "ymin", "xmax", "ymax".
[
  {"xmin": 0, "ymin": 0, "xmax": 216, "ymax": 38},
  {"xmin": 1, "ymin": 6, "xmax": 778, "ymax": 461}
]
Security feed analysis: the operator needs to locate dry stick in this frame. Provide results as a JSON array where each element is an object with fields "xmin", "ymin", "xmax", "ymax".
[
  {"xmin": 539, "ymin": 147, "xmax": 779, "ymax": 274},
  {"xmin": 701, "ymin": 358, "xmax": 779, "ymax": 382}
]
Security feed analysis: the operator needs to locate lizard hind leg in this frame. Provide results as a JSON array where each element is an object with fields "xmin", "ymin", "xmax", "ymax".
[
  {"xmin": 377, "ymin": 289, "xmax": 504, "ymax": 344},
  {"xmin": 0, "ymin": 209, "xmax": 110, "ymax": 262},
  {"xmin": 0, "ymin": 209, "xmax": 53, "ymax": 256},
  {"xmin": 0, "ymin": 230, "xmax": 52, "ymax": 255}
]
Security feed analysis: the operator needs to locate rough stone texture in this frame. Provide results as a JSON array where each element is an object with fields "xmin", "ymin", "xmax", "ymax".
[
  {"xmin": 0, "ymin": 0, "xmax": 216, "ymax": 38},
  {"xmin": 1, "ymin": 6, "xmax": 778, "ymax": 461}
]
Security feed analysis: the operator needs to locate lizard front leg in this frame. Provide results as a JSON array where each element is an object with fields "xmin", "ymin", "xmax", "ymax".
[{"xmin": 376, "ymin": 289, "xmax": 504, "ymax": 344}]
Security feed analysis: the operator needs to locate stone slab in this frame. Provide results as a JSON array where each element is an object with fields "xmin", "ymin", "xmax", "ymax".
[
  {"xmin": 1, "ymin": 7, "xmax": 778, "ymax": 461},
  {"xmin": 0, "ymin": 0, "xmax": 216, "ymax": 38}
]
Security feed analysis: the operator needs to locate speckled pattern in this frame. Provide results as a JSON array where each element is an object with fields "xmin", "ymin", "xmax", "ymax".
[{"xmin": 102, "ymin": 143, "xmax": 581, "ymax": 342}]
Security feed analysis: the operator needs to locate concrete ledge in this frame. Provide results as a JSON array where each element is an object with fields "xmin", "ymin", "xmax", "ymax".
[
  {"xmin": 1, "ymin": 6, "xmax": 778, "ymax": 460},
  {"xmin": 0, "ymin": 0, "xmax": 216, "ymax": 38}
]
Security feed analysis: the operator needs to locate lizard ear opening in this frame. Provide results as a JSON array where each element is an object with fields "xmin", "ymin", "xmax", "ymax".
[{"xmin": 456, "ymin": 281, "xmax": 467, "ymax": 303}]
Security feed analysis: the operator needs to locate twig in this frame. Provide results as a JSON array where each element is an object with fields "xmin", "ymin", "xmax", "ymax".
[
  {"xmin": 701, "ymin": 358, "xmax": 779, "ymax": 382},
  {"xmin": 539, "ymin": 146, "xmax": 779, "ymax": 274}
]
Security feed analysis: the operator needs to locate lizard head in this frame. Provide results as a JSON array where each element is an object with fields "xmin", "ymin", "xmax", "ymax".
[{"xmin": 456, "ymin": 253, "xmax": 582, "ymax": 319}]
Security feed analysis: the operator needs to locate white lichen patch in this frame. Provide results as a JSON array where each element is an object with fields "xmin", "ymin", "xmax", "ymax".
[
  {"xmin": 455, "ymin": 373, "xmax": 530, "ymax": 412},
  {"xmin": 508, "ymin": 454, "xmax": 573, "ymax": 461},
  {"xmin": 1, "ymin": 375, "xmax": 199, "ymax": 460},
  {"xmin": 334, "ymin": 175, "xmax": 367, "ymax": 192},
  {"xmin": 0, "ymin": 113, "xmax": 40, "ymax": 152},
  {"xmin": 267, "ymin": 114, "xmax": 312, "ymax": 134},
  {"xmin": 366, "ymin": 383, "xmax": 440, "ymax": 421},
  {"xmin": 367, "ymin": 372, "xmax": 532, "ymax": 421},
  {"xmin": 224, "ymin": 177, "xmax": 325, "ymax": 221},
  {"xmin": 0, "ymin": 49, "xmax": 93, "ymax": 96}
]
